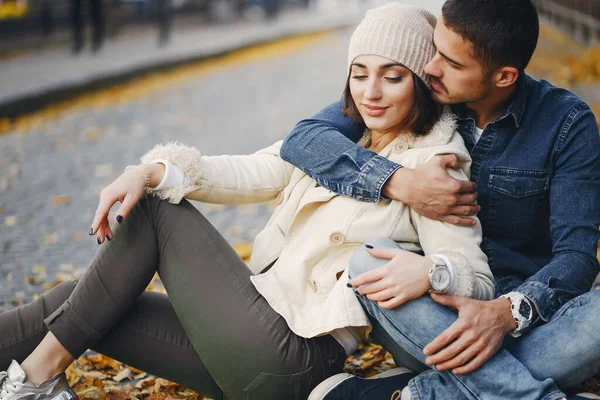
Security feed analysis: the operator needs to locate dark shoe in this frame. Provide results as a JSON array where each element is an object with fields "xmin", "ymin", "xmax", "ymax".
[
  {"xmin": 569, "ymin": 394, "xmax": 600, "ymax": 400},
  {"xmin": 308, "ymin": 367, "xmax": 415, "ymax": 400},
  {"xmin": 0, "ymin": 360, "xmax": 78, "ymax": 400}
]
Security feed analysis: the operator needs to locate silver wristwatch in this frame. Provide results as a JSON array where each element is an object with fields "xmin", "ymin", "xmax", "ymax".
[
  {"xmin": 501, "ymin": 292, "xmax": 534, "ymax": 336},
  {"xmin": 428, "ymin": 256, "xmax": 453, "ymax": 293}
]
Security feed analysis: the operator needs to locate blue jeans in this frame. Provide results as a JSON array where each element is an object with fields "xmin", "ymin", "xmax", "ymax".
[{"xmin": 349, "ymin": 238, "xmax": 600, "ymax": 400}]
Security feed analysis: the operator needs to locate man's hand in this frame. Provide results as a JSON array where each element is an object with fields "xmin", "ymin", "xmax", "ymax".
[
  {"xmin": 423, "ymin": 294, "xmax": 517, "ymax": 375},
  {"xmin": 348, "ymin": 247, "xmax": 432, "ymax": 309},
  {"xmin": 383, "ymin": 155, "xmax": 479, "ymax": 227}
]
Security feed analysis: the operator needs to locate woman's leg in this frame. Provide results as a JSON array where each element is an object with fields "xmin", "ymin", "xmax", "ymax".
[
  {"xmin": 2, "ymin": 193, "xmax": 345, "ymax": 399},
  {"xmin": 0, "ymin": 281, "xmax": 222, "ymax": 398}
]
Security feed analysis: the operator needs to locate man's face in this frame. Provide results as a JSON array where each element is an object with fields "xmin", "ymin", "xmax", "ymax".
[{"xmin": 424, "ymin": 19, "xmax": 493, "ymax": 105}]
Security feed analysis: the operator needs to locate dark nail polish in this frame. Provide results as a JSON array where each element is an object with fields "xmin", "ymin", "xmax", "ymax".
[
  {"xmin": 346, "ymin": 283, "xmax": 352, "ymax": 288},
  {"xmin": 89, "ymin": 228, "xmax": 94, "ymax": 236},
  {"xmin": 365, "ymin": 244, "xmax": 373, "ymax": 249},
  {"xmin": 97, "ymin": 237, "xmax": 101, "ymax": 245},
  {"xmin": 106, "ymin": 234, "xmax": 111, "ymax": 241},
  {"xmin": 116, "ymin": 215, "xmax": 123, "ymax": 223}
]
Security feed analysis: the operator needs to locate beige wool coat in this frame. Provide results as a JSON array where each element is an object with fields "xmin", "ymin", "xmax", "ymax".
[{"xmin": 139, "ymin": 110, "xmax": 495, "ymax": 339}]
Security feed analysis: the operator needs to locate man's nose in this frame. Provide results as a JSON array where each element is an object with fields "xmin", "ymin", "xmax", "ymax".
[{"xmin": 424, "ymin": 55, "xmax": 441, "ymax": 77}]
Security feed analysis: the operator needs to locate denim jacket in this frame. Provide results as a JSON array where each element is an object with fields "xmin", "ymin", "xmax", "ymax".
[{"xmin": 280, "ymin": 74, "xmax": 600, "ymax": 323}]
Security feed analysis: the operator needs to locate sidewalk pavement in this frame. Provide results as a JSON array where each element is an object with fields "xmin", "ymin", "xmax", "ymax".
[{"xmin": 0, "ymin": 1, "xmax": 385, "ymax": 119}]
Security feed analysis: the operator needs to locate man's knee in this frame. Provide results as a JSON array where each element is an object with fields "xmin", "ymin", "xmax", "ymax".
[
  {"xmin": 348, "ymin": 238, "xmax": 401, "ymax": 279},
  {"xmin": 360, "ymin": 294, "xmax": 456, "ymax": 350}
]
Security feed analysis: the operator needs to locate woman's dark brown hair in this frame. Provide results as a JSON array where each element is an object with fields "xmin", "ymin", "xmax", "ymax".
[{"xmin": 343, "ymin": 70, "xmax": 442, "ymax": 135}]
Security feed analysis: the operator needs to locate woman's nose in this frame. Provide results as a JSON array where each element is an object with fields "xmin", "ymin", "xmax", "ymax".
[{"xmin": 365, "ymin": 80, "xmax": 382, "ymax": 100}]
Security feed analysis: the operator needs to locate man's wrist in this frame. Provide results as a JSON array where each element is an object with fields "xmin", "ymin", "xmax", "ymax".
[
  {"xmin": 382, "ymin": 167, "xmax": 411, "ymax": 202},
  {"xmin": 495, "ymin": 297, "xmax": 519, "ymax": 332}
]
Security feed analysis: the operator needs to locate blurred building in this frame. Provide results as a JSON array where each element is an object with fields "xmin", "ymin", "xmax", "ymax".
[{"xmin": 534, "ymin": 0, "xmax": 600, "ymax": 44}]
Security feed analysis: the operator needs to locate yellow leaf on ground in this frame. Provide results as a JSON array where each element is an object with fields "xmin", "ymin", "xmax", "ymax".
[
  {"xmin": 233, "ymin": 242, "xmax": 253, "ymax": 260},
  {"xmin": 51, "ymin": 195, "xmax": 71, "ymax": 206},
  {"xmin": 112, "ymin": 368, "xmax": 131, "ymax": 383},
  {"xmin": 43, "ymin": 233, "xmax": 58, "ymax": 245}
]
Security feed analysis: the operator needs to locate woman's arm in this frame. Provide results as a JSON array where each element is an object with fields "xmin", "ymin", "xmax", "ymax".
[
  {"xmin": 140, "ymin": 140, "xmax": 295, "ymax": 204},
  {"xmin": 408, "ymin": 165, "xmax": 494, "ymax": 301}
]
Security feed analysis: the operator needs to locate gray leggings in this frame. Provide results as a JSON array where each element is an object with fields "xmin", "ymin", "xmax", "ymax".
[{"xmin": 0, "ymin": 193, "xmax": 346, "ymax": 400}]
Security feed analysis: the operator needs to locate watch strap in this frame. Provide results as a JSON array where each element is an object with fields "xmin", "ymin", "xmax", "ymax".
[{"xmin": 501, "ymin": 292, "xmax": 533, "ymax": 336}]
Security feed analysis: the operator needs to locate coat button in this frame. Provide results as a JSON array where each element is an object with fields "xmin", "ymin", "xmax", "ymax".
[
  {"xmin": 329, "ymin": 232, "xmax": 345, "ymax": 245},
  {"xmin": 276, "ymin": 192, "xmax": 284, "ymax": 205},
  {"xmin": 307, "ymin": 279, "xmax": 317, "ymax": 293},
  {"xmin": 394, "ymin": 142, "xmax": 409, "ymax": 152}
]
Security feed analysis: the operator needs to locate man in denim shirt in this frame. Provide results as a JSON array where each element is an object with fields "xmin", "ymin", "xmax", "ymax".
[{"xmin": 281, "ymin": 1, "xmax": 600, "ymax": 399}]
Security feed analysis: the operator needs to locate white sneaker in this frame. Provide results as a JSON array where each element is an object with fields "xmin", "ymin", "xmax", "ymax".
[{"xmin": 0, "ymin": 361, "xmax": 78, "ymax": 400}]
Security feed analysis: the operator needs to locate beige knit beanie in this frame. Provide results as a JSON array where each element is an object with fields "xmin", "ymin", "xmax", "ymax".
[{"xmin": 348, "ymin": 3, "xmax": 437, "ymax": 87}]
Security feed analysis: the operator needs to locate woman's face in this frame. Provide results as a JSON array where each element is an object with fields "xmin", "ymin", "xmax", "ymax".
[{"xmin": 349, "ymin": 55, "xmax": 415, "ymax": 134}]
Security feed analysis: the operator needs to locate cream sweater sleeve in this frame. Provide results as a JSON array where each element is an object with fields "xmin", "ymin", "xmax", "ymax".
[
  {"xmin": 139, "ymin": 140, "xmax": 294, "ymax": 205},
  {"xmin": 408, "ymin": 154, "xmax": 495, "ymax": 301}
]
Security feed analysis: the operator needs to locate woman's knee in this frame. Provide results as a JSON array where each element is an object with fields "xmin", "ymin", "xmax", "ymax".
[{"xmin": 348, "ymin": 238, "xmax": 401, "ymax": 279}]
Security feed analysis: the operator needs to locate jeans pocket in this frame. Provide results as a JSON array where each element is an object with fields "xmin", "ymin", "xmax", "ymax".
[
  {"xmin": 243, "ymin": 366, "xmax": 313, "ymax": 400},
  {"xmin": 487, "ymin": 168, "xmax": 549, "ymax": 240}
]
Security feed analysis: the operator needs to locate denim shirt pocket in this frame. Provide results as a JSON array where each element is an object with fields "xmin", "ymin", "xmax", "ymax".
[{"xmin": 487, "ymin": 168, "xmax": 549, "ymax": 240}]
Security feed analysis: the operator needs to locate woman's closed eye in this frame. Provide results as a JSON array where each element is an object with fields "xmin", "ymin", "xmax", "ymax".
[
  {"xmin": 351, "ymin": 75, "xmax": 403, "ymax": 83},
  {"xmin": 385, "ymin": 76, "xmax": 403, "ymax": 83}
]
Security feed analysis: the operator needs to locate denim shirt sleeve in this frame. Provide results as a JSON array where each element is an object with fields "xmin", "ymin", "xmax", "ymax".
[
  {"xmin": 280, "ymin": 101, "xmax": 402, "ymax": 203},
  {"xmin": 516, "ymin": 102, "xmax": 600, "ymax": 322}
]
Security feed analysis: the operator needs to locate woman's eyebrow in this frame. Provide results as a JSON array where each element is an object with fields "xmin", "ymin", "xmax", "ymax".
[
  {"xmin": 351, "ymin": 62, "xmax": 405, "ymax": 70},
  {"xmin": 379, "ymin": 62, "xmax": 404, "ymax": 70}
]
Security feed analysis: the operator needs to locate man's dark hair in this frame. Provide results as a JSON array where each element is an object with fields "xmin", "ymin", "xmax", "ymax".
[
  {"xmin": 442, "ymin": 0, "xmax": 539, "ymax": 72},
  {"xmin": 343, "ymin": 72, "xmax": 442, "ymax": 136}
]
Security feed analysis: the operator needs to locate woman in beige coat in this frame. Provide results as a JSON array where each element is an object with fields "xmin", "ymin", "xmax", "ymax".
[{"xmin": 0, "ymin": 4, "xmax": 493, "ymax": 400}]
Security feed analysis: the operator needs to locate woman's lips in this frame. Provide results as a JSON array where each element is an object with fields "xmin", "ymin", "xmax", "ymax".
[{"xmin": 363, "ymin": 104, "xmax": 389, "ymax": 117}]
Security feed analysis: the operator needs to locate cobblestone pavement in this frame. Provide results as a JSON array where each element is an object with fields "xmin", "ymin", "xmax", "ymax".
[{"xmin": 0, "ymin": 29, "xmax": 353, "ymax": 311}]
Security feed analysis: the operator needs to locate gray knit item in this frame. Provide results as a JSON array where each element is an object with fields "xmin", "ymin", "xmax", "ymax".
[{"xmin": 348, "ymin": 3, "xmax": 437, "ymax": 87}]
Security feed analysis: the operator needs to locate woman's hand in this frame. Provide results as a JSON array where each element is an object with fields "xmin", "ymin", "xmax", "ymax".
[
  {"xmin": 348, "ymin": 247, "xmax": 432, "ymax": 309},
  {"xmin": 89, "ymin": 164, "xmax": 163, "ymax": 244}
]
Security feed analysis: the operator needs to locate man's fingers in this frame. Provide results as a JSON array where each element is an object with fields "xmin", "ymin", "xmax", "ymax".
[
  {"xmin": 441, "ymin": 215, "xmax": 477, "ymax": 227},
  {"xmin": 423, "ymin": 321, "xmax": 461, "ymax": 356},
  {"xmin": 455, "ymin": 179, "xmax": 477, "ymax": 194},
  {"xmin": 436, "ymin": 154, "xmax": 460, "ymax": 170},
  {"xmin": 452, "ymin": 347, "xmax": 494, "ymax": 375},
  {"xmin": 365, "ymin": 247, "xmax": 399, "ymax": 260},
  {"xmin": 456, "ymin": 192, "xmax": 478, "ymax": 205},
  {"xmin": 425, "ymin": 335, "xmax": 471, "ymax": 367},
  {"xmin": 435, "ymin": 339, "xmax": 484, "ymax": 371},
  {"xmin": 448, "ymin": 205, "xmax": 481, "ymax": 217},
  {"xmin": 349, "ymin": 267, "xmax": 386, "ymax": 287}
]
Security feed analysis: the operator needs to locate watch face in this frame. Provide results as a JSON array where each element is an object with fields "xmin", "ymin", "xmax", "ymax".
[
  {"xmin": 431, "ymin": 268, "xmax": 451, "ymax": 291},
  {"xmin": 519, "ymin": 299, "xmax": 532, "ymax": 319}
]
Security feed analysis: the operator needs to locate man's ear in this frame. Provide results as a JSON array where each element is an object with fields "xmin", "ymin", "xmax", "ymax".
[{"xmin": 492, "ymin": 67, "xmax": 519, "ymax": 88}]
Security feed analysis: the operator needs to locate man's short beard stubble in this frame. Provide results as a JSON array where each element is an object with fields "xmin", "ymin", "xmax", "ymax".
[{"xmin": 430, "ymin": 75, "xmax": 491, "ymax": 106}]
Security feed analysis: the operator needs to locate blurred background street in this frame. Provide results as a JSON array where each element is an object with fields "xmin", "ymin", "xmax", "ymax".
[{"xmin": 0, "ymin": 0, "xmax": 599, "ymax": 395}]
